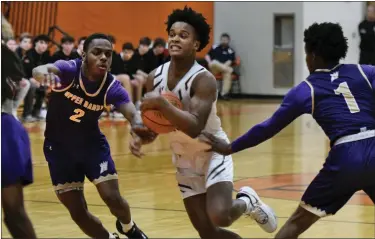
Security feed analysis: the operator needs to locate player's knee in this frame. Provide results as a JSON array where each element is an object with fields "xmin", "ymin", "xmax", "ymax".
[
  {"xmin": 207, "ymin": 207, "xmax": 233, "ymax": 227},
  {"xmin": 69, "ymin": 206, "xmax": 89, "ymax": 223},
  {"xmin": 100, "ymin": 190, "xmax": 124, "ymax": 209}
]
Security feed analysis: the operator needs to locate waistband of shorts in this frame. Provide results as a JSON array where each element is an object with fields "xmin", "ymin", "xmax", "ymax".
[{"xmin": 334, "ymin": 130, "xmax": 375, "ymax": 146}]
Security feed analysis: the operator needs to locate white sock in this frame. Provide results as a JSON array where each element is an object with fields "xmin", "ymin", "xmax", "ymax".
[
  {"xmin": 238, "ymin": 196, "xmax": 252, "ymax": 212},
  {"xmin": 120, "ymin": 219, "xmax": 134, "ymax": 232},
  {"xmin": 109, "ymin": 232, "xmax": 116, "ymax": 238}
]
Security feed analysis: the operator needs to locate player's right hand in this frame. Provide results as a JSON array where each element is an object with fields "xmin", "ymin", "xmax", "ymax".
[{"xmin": 199, "ymin": 131, "xmax": 233, "ymax": 156}]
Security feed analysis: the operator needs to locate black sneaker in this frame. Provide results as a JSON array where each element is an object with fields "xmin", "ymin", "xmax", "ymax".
[{"xmin": 116, "ymin": 219, "xmax": 148, "ymax": 239}]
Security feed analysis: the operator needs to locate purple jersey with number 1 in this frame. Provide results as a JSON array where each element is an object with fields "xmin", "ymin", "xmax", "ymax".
[{"xmin": 231, "ymin": 64, "xmax": 375, "ymax": 216}]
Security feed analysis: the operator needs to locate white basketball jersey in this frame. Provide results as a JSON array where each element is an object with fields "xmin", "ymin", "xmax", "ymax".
[{"xmin": 152, "ymin": 61, "xmax": 229, "ymax": 170}]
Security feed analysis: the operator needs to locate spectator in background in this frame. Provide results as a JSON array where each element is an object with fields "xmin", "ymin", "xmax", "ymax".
[
  {"xmin": 151, "ymin": 37, "xmax": 167, "ymax": 67},
  {"xmin": 118, "ymin": 42, "xmax": 141, "ymax": 105},
  {"xmin": 76, "ymin": 36, "xmax": 86, "ymax": 57},
  {"xmin": 132, "ymin": 37, "xmax": 157, "ymax": 109},
  {"xmin": 205, "ymin": 33, "xmax": 236, "ymax": 100},
  {"xmin": 358, "ymin": 4, "xmax": 375, "ymax": 65},
  {"xmin": 51, "ymin": 36, "xmax": 80, "ymax": 62},
  {"xmin": 22, "ymin": 34, "xmax": 51, "ymax": 122},
  {"xmin": 15, "ymin": 33, "xmax": 32, "ymax": 59},
  {"xmin": 107, "ymin": 35, "xmax": 133, "ymax": 119},
  {"xmin": 5, "ymin": 38, "xmax": 17, "ymax": 52},
  {"xmin": 3, "ymin": 37, "xmax": 31, "ymax": 120}
]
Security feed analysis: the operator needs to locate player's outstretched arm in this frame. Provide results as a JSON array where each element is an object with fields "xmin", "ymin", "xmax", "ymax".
[
  {"xmin": 32, "ymin": 63, "xmax": 61, "ymax": 82},
  {"xmin": 201, "ymin": 82, "xmax": 312, "ymax": 155},
  {"xmin": 142, "ymin": 70, "xmax": 217, "ymax": 138},
  {"xmin": 107, "ymin": 79, "xmax": 157, "ymax": 145}
]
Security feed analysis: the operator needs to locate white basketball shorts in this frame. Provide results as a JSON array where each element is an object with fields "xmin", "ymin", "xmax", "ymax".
[{"xmin": 174, "ymin": 152, "xmax": 234, "ymax": 199}]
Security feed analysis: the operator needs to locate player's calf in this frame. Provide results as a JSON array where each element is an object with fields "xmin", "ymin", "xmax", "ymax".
[
  {"xmin": 275, "ymin": 206, "xmax": 320, "ymax": 239},
  {"xmin": 96, "ymin": 180, "xmax": 148, "ymax": 239}
]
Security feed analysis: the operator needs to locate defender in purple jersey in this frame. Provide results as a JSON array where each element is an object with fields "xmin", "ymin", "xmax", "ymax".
[
  {"xmin": 32, "ymin": 33, "xmax": 155, "ymax": 239},
  {"xmin": 1, "ymin": 37, "xmax": 37, "ymax": 238},
  {"xmin": 201, "ymin": 23, "xmax": 375, "ymax": 238}
]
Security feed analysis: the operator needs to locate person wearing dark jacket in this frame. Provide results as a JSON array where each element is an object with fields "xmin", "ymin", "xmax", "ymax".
[
  {"xmin": 358, "ymin": 4, "xmax": 375, "ymax": 65},
  {"xmin": 22, "ymin": 34, "xmax": 52, "ymax": 122},
  {"xmin": 51, "ymin": 36, "xmax": 80, "ymax": 62}
]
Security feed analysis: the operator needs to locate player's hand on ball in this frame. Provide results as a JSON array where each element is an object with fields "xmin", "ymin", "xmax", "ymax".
[
  {"xmin": 140, "ymin": 91, "xmax": 168, "ymax": 111},
  {"xmin": 200, "ymin": 131, "xmax": 233, "ymax": 156},
  {"xmin": 129, "ymin": 133, "xmax": 144, "ymax": 158}
]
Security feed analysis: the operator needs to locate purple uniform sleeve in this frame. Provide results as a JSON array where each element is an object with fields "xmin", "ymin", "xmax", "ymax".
[
  {"xmin": 105, "ymin": 80, "xmax": 131, "ymax": 109},
  {"xmin": 231, "ymin": 82, "xmax": 313, "ymax": 153},
  {"xmin": 360, "ymin": 64, "xmax": 375, "ymax": 91},
  {"xmin": 53, "ymin": 60, "xmax": 78, "ymax": 86}
]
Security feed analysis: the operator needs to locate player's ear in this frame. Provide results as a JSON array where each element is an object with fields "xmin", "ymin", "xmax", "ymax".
[
  {"xmin": 194, "ymin": 41, "xmax": 200, "ymax": 51},
  {"xmin": 81, "ymin": 52, "xmax": 86, "ymax": 61}
]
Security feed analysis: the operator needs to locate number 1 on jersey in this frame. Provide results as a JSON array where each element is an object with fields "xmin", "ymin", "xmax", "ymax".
[
  {"xmin": 334, "ymin": 82, "xmax": 360, "ymax": 113},
  {"xmin": 69, "ymin": 108, "xmax": 85, "ymax": 123}
]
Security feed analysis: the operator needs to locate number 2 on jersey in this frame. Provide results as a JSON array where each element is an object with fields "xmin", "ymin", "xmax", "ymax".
[
  {"xmin": 69, "ymin": 108, "xmax": 85, "ymax": 123},
  {"xmin": 334, "ymin": 82, "xmax": 360, "ymax": 113}
]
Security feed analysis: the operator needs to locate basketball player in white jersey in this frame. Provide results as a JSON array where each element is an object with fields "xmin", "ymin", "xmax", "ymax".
[{"xmin": 133, "ymin": 7, "xmax": 277, "ymax": 238}]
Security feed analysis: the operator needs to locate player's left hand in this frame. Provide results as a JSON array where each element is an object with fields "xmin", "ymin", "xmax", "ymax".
[
  {"xmin": 129, "ymin": 133, "xmax": 144, "ymax": 158},
  {"xmin": 140, "ymin": 91, "xmax": 168, "ymax": 111},
  {"xmin": 199, "ymin": 131, "xmax": 233, "ymax": 156}
]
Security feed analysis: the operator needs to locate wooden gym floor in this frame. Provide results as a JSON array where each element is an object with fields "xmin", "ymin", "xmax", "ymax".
[{"xmin": 2, "ymin": 99, "xmax": 374, "ymax": 238}]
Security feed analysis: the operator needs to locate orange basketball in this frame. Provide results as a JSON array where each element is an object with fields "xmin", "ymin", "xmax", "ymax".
[{"xmin": 142, "ymin": 91, "xmax": 183, "ymax": 134}]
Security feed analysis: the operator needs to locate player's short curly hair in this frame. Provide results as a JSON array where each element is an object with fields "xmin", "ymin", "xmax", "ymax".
[
  {"xmin": 166, "ymin": 6, "xmax": 210, "ymax": 52},
  {"xmin": 83, "ymin": 33, "xmax": 112, "ymax": 52},
  {"xmin": 304, "ymin": 22, "xmax": 348, "ymax": 62}
]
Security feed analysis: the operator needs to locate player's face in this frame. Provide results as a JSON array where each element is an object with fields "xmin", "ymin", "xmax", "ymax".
[
  {"xmin": 84, "ymin": 39, "xmax": 113, "ymax": 77},
  {"xmin": 168, "ymin": 22, "xmax": 199, "ymax": 58},
  {"xmin": 304, "ymin": 45, "xmax": 314, "ymax": 73}
]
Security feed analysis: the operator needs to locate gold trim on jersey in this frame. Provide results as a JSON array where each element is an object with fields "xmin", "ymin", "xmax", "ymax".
[
  {"xmin": 315, "ymin": 64, "xmax": 341, "ymax": 72},
  {"xmin": 103, "ymin": 78, "xmax": 118, "ymax": 108},
  {"xmin": 356, "ymin": 64, "xmax": 373, "ymax": 89},
  {"xmin": 92, "ymin": 173, "xmax": 118, "ymax": 185},
  {"xmin": 303, "ymin": 80, "xmax": 314, "ymax": 115},
  {"xmin": 51, "ymin": 78, "xmax": 75, "ymax": 92},
  {"xmin": 79, "ymin": 69, "xmax": 108, "ymax": 97}
]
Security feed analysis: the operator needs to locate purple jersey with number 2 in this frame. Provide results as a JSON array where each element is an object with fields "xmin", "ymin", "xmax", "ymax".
[{"xmin": 45, "ymin": 59, "xmax": 130, "ymax": 146}]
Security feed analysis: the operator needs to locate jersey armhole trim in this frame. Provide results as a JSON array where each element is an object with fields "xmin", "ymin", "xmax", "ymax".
[
  {"xmin": 357, "ymin": 64, "xmax": 373, "ymax": 89},
  {"xmin": 103, "ymin": 78, "xmax": 118, "ymax": 108},
  {"xmin": 303, "ymin": 80, "xmax": 314, "ymax": 115},
  {"xmin": 51, "ymin": 77, "xmax": 75, "ymax": 92}
]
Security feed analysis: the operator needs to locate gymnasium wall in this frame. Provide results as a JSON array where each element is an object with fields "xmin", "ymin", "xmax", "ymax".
[
  {"xmin": 56, "ymin": 2, "xmax": 214, "ymax": 57},
  {"xmin": 213, "ymin": 2, "xmax": 304, "ymax": 96},
  {"xmin": 302, "ymin": 2, "xmax": 364, "ymax": 79},
  {"xmin": 3, "ymin": 2, "xmax": 213, "ymax": 57},
  {"xmin": 214, "ymin": 2, "xmax": 366, "ymax": 95}
]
